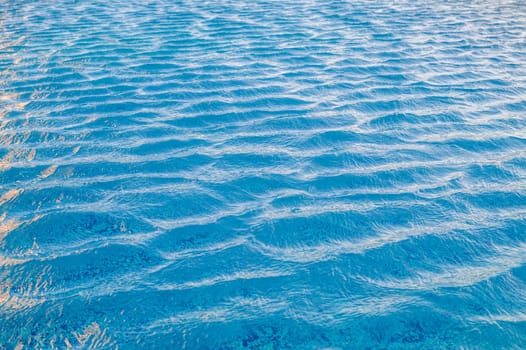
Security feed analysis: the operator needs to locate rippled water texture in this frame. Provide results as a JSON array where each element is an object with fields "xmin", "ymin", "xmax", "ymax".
[{"xmin": 1, "ymin": 0, "xmax": 526, "ymax": 348}]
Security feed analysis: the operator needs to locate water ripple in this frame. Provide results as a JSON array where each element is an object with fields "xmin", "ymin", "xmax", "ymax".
[{"xmin": 1, "ymin": 0, "xmax": 526, "ymax": 348}]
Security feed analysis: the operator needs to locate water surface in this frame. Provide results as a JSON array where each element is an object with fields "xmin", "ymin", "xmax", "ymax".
[{"xmin": 1, "ymin": 0, "xmax": 526, "ymax": 348}]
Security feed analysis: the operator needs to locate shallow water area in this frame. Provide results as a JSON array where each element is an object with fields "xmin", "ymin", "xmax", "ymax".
[{"xmin": 1, "ymin": 0, "xmax": 526, "ymax": 348}]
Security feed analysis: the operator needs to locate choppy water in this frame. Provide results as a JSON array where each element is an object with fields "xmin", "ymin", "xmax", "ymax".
[{"xmin": 1, "ymin": 0, "xmax": 526, "ymax": 348}]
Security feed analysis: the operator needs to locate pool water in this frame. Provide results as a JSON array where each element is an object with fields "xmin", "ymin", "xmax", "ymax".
[{"xmin": 1, "ymin": 0, "xmax": 526, "ymax": 348}]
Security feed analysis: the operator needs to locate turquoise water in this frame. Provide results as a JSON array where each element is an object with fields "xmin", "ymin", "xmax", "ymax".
[{"xmin": 1, "ymin": 0, "xmax": 526, "ymax": 348}]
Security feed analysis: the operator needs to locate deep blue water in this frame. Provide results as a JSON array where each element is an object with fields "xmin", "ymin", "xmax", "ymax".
[{"xmin": 1, "ymin": 0, "xmax": 526, "ymax": 348}]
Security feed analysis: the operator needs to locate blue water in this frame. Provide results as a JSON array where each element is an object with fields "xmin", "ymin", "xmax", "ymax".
[{"xmin": 1, "ymin": 0, "xmax": 526, "ymax": 348}]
